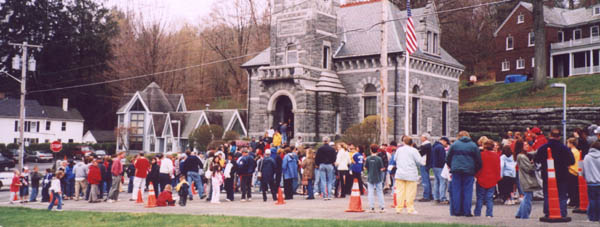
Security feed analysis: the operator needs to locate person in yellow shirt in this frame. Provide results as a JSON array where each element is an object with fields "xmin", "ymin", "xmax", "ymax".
[
  {"xmin": 273, "ymin": 130, "xmax": 282, "ymax": 147},
  {"xmin": 566, "ymin": 137, "xmax": 581, "ymax": 208}
]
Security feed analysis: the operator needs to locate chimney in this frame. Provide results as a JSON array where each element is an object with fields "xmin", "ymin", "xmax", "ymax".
[{"xmin": 62, "ymin": 98, "xmax": 68, "ymax": 112}]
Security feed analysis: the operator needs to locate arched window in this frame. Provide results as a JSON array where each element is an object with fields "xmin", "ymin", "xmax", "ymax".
[
  {"xmin": 363, "ymin": 84, "xmax": 377, "ymax": 118},
  {"xmin": 411, "ymin": 85, "xmax": 420, "ymax": 135},
  {"xmin": 286, "ymin": 43, "xmax": 297, "ymax": 64}
]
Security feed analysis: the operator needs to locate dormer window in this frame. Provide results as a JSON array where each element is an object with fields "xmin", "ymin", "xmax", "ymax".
[
  {"xmin": 506, "ymin": 35, "xmax": 514, "ymax": 51},
  {"xmin": 517, "ymin": 14, "xmax": 524, "ymax": 24},
  {"xmin": 594, "ymin": 6, "xmax": 600, "ymax": 16}
]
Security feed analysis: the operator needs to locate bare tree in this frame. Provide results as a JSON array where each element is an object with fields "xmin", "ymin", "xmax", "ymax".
[{"xmin": 532, "ymin": 0, "xmax": 547, "ymax": 91}]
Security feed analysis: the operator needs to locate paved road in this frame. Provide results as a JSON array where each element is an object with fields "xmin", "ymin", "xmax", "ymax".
[{"xmin": 0, "ymin": 184, "xmax": 595, "ymax": 227}]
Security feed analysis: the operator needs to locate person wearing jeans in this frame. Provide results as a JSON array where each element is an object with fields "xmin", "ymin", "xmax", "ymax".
[
  {"xmin": 582, "ymin": 141, "xmax": 600, "ymax": 222},
  {"xmin": 446, "ymin": 131, "xmax": 482, "ymax": 216},
  {"xmin": 418, "ymin": 134, "xmax": 433, "ymax": 202},
  {"xmin": 237, "ymin": 149, "xmax": 256, "ymax": 201},
  {"xmin": 515, "ymin": 139, "xmax": 541, "ymax": 219},
  {"xmin": 107, "ymin": 152, "xmax": 125, "ymax": 202},
  {"xmin": 315, "ymin": 137, "xmax": 336, "ymax": 200},
  {"xmin": 366, "ymin": 146, "xmax": 385, "ymax": 212},
  {"xmin": 29, "ymin": 166, "xmax": 42, "ymax": 202},
  {"xmin": 183, "ymin": 151, "xmax": 205, "ymax": 200},
  {"xmin": 48, "ymin": 172, "xmax": 64, "ymax": 211},
  {"xmin": 431, "ymin": 138, "xmax": 450, "ymax": 203},
  {"xmin": 474, "ymin": 141, "xmax": 501, "ymax": 218}
]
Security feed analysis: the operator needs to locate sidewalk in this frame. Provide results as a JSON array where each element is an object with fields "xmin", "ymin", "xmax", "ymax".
[{"xmin": 0, "ymin": 189, "xmax": 595, "ymax": 227}]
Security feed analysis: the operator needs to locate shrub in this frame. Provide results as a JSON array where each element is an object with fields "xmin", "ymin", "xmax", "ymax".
[
  {"xmin": 223, "ymin": 130, "xmax": 240, "ymax": 141},
  {"xmin": 189, "ymin": 125, "xmax": 224, "ymax": 152},
  {"xmin": 341, "ymin": 115, "xmax": 393, "ymax": 149}
]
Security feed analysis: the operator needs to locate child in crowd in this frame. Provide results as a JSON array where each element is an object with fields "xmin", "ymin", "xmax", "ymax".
[
  {"xmin": 365, "ymin": 145, "xmax": 385, "ymax": 213},
  {"xmin": 224, "ymin": 155, "xmax": 235, "ymax": 202},
  {"xmin": 211, "ymin": 156, "xmax": 224, "ymax": 204},
  {"xmin": 566, "ymin": 138, "xmax": 581, "ymax": 208},
  {"xmin": 9, "ymin": 169, "xmax": 21, "ymax": 204},
  {"xmin": 499, "ymin": 145, "xmax": 517, "ymax": 205},
  {"xmin": 41, "ymin": 169, "xmax": 53, "ymax": 202},
  {"xmin": 474, "ymin": 140, "xmax": 501, "ymax": 217},
  {"xmin": 176, "ymin": 175, "xmax": 189, "ymax": 206},
  {"xmin": 48, "ymin": 171, "xmax": 64, "ymax": 211},
  {"xmin": 19, "ymin": 167, "xmax": 30, "ymax": 203},
  {"xmin": 157, "ymin": 184, "xmax": 175, "ymax": 206}
]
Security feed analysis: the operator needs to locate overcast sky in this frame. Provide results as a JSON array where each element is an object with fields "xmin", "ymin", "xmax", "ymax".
[{"xmin": 101, "ymin": 0, "xmax": 220, "ymax": 25}]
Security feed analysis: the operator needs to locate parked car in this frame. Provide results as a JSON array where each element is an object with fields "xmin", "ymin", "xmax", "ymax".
[
  {"xmin": 73, "ymin": 146, "xmax": 94, "ymax": 160},
  {"xmin": 0, "ymin": 172, "xmax": 14, "ymax": 190},
  {"xmin": 25, "ymin": 150, "xmax": 54, "ymax": 163},
  {"xmin": 0, "ymin": 154, "xmax": 15, "ymax": 171},
  {"xmin": 94, "ymin": 150, "xmax": 107, "ymax": 159},
  {"xmin": 1, "ymin": 149, "xmax": 19, "ymax": 163}
]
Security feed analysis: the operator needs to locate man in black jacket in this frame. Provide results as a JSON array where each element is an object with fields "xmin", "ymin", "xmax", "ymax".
[
  {"xmin": 315, "ymin": 137, "xmax": 336, "ymax": 200},
  {"xmin": 534, "ymin": 128, "xmax": 575, "ymax": 219},
  {"xmin": 418, "ymin": 133, "xmax": 433, "ymax": 202},
  {"xmin": 183, "ymin": 151, "xmax": 205, "ymax": 200}
]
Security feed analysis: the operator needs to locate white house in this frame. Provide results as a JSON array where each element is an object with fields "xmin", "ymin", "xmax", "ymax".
[
  {"xmin": 0, "ymin": 98, "xmax": 84, "ymax": 145},
  {"xmin": 83, "ymin": 130, "xmax": 115, "ymax": 144},
  {"xmin": 116, "ymin": 82, "xmax": 247, "ymax": 153}
]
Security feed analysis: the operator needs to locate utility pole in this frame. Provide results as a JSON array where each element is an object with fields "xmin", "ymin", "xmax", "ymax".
[
  {"xmin": 380, "ymin": 0, "xmax": 389, "ymax": 145},
  {"xmin": 9, "ymin": 41, "xmax": 43, "ymax": 171}
]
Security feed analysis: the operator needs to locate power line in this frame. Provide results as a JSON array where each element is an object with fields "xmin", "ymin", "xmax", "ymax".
[{"xmin": 27, "ymin": 0, "xmax": 510, "ymax": 94}]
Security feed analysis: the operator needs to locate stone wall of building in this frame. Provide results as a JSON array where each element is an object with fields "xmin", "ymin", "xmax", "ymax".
[{"xmin": 459, "ymin": 107, "xmax": 600, "ymax": 138}]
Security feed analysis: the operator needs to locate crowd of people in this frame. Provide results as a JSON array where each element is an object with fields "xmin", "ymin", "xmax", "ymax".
[{"xmin": 6, "ymin": 124, "xmax": 600, "ymax": 223}]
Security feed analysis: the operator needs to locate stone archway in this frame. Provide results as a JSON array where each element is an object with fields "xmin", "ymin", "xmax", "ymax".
[{"xmin": 267, "ymin": 90, "xmax": 297, "ymax": 139}]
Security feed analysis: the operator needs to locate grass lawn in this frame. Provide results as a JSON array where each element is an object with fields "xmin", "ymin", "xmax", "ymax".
[
  {"xmin": 459, "ymin": 74, "xmax": 600, "ymax": 111},
  {"xmin": 0, "ymin": 207, "xmax": 484, "ymax": 227}
]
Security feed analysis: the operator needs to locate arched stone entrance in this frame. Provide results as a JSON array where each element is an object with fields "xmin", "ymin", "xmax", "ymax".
[{"xmin": 268, "ymin": 90, "xmax": 297, "ymax": 139}]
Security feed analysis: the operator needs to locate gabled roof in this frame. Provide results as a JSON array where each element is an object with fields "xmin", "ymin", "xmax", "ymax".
[
  {"xmin": 86, "ymin": 130, "xmax": 115, "ymax": 143},
  {"xmin": 0, "ymin": 98, "xmax": 84, "ymax": 121},
  {"xmin": 152, "ymin": 114, "xmax": 167, "ymax": 136},
  {"xmin": 494, "ymin": 2, "xmax": 600, "ymax": 37},
  {"xmin": 117, "ymin": 82, "xmax": 183, "ymax": 113}
]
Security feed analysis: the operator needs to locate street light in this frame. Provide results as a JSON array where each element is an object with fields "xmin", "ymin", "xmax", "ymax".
[
  {"xmin": 551, "ymin": 83, "xmax": 567, "ymax": 144},
  {"xmin": 171, "ymin": 120, "xmax": 181, "ymax": 153}
]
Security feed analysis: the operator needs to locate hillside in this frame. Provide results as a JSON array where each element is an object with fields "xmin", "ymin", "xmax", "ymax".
[{"xmin": 459, "ymin": 74, "xmax": 600, "ymax": 111}]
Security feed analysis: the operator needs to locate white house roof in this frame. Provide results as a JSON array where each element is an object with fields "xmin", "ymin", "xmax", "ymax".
[{"xmin": 0, "ymin": 97, "xmax": 84, "ymax": 121}]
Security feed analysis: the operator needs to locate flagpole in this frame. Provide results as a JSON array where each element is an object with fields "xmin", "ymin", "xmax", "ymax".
[
  {"xmin": 380, "ymin": 0, "xmax": 389, "ymax": 145},
  {"xmin": 405, "ymin": 51, "xmax": 410, "ymax": 137}
]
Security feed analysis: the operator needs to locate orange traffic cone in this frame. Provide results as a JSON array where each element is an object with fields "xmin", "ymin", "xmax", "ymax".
[
  {"xmin": 345, "ymin": 179, "xmax": 364, "ymax": 212},
  {"xmin": 540, "ymin": 148, "xmax": 571, "ymax": 223},
  {"xmin": 191, "ymin": 183, "xmax": 198, "ymax": 195},
  {"xmin": 145, "ymin": 184, "xmax": 157, "ymax": 208},
  {"xmin": 275, "ymin": 187, "xmax": 285, "ymax": 205},
  {"xmin": 390, "ymin": 185, "xmax": 397, "ymax": 208},
  {"xmin": 13, "ymin": 193, "xmax": 18, "ymax": 202},
  {"xmin": 573, "ymin": 161, "xmax": 589, "ymax": 214},
  {"xmin": 136, "ymin": 189, "xmax": 144, "ymax": 204}
]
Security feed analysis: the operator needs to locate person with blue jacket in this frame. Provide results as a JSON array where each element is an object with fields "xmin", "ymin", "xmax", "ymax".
[
  {"xmin": 431, "ymin": 137, "xmax": 450, "ymax": 203},
  {"xmin": 350, "ymin": 146, "xmax": 365, "ymax": 195},
  {"xmin": 65, "ymin": 161, "xmax": 76, "ymax": 200},
  {"xmin": 259, "ymin": 149, "xmax": 278, "ymax": 202},
  {"xmin": 282, "ymin": 148, "xmax": 298, "ymax": 200},
  {"xmin": 236, "ymin": 149, "xmax": 256, "ymax": 201},
  {"xmin": 446, "ymin": 131, "xmax": 482, "ymax": 217},
  {"xmin": 583, "ymin": 141, "xmax": 600, "ymax": 223}
]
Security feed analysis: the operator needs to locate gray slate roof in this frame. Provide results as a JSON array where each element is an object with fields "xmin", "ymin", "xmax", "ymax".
[
  {"xmin": 88, "ymin": 130, "xmax": 115, "ymax": 143},
  {"xmin": 117, "ymin": 82, "xmax": 182, "ymax": 113},
  {"xmin": 520, "ymin": 2, "xmax": 600, "ymax": 27},
  {"xmin": 0, "ymin": 98, "xmax": 84, "ymax": 121},
  {"xmin": 241, "ymin": 1, "xmax": 464, "ymax": 69}
]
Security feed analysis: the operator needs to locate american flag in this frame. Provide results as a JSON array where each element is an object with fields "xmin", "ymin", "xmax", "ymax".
[{"xmin": 405, "ymin": 0, "xmax": 417, "ymax": 55}]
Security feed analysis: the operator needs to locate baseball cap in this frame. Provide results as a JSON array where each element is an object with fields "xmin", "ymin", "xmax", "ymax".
[{"xmin": 265, "ymin": 149, "xmax": 271, "ymax": 155}]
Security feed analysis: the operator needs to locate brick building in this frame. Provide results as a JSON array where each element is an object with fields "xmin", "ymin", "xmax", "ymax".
[
  {"xmin": 493, "ymin": 2, "xmax": 600, "ymax": 82},
  {"xmin": 241, "ymin": 0, "xmax": 464, "ymax": 143}
]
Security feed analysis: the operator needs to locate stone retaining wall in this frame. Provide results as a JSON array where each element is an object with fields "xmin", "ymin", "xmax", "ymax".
[{"xmin": 459, "ymin": 107, "xmax": 600, "ymax": 137}]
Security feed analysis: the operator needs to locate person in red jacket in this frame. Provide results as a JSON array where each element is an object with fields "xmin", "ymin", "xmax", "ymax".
[
  {"xmin": 157, "ymin": 184, "xmax": 175, "ymax": 206},
  {"xmin": 474, "ymin": 140, "xmax": 501, "ymax": 217},
  {"xmin": 88, "ymin": 159, "xmax": 102, "ymax": 203},
  {"xmin": 531, "ymin": 127, "xmax": 548, "ymax": 151},
  {"xmin": 9, "ymin": 169, "xmax": 21, "ymax": 204},
  {"xmin": 131, "ymin": 152, "xmax": 150, "ymax": 202}
]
